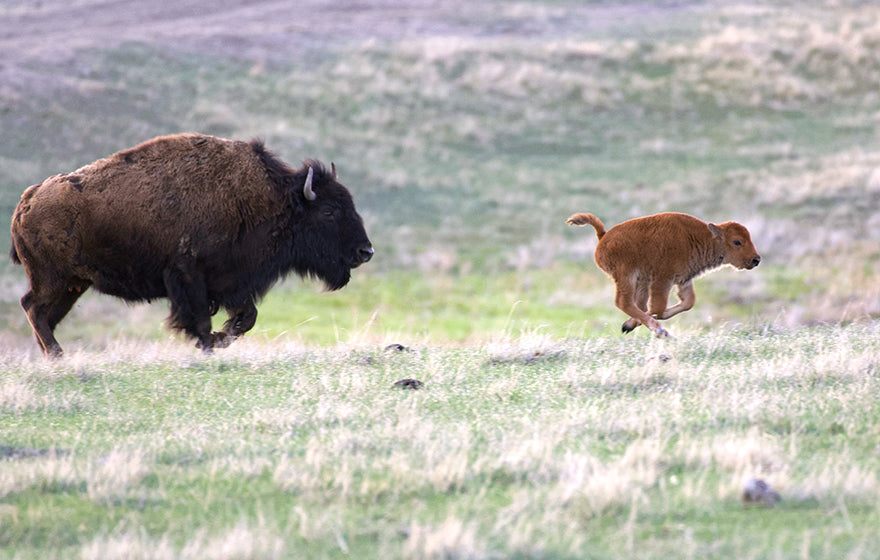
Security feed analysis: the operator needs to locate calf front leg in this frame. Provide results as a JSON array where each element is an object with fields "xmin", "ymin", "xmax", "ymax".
[{"xmin": 655, "ymin": 281, "xmax": 695, "ymax": 320}]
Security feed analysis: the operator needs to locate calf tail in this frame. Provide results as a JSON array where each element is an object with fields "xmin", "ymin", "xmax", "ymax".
[{"xmin": 565, "ymin": 212, "xmax": 606, "ymax": 240}]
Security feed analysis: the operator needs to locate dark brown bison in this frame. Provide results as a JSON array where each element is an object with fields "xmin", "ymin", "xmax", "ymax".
[
  {"xmin": 10, "ymin": 133, "xmax": 373, "ymax": 357},
  {"xmin": 566, "ymin": 211, "xmax": 760, "ymax": 337}
]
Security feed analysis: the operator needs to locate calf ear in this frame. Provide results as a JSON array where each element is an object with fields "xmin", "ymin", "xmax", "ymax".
[{"xmin": 708, "ymin": 223, "xmax": 723, "ymax": 239}]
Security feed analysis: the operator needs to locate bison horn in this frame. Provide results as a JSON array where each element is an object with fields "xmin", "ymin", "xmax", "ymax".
[
  {"xmin": 331, "ymin": 162, "xmax": 337, "ymax": 179},
  {"xmin": 303, "ymin": 166, "xmax": 316, "ymax": 201}
]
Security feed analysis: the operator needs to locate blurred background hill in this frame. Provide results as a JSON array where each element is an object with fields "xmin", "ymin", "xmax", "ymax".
[{"xmin": 2, "ymin": 0, "xmax": 879, "ymax": 350}]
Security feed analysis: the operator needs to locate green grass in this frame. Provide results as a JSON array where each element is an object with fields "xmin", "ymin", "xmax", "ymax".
[
  {"xmin": 2, "ymin": 323, "xmax": 879, "ymax": 558},
  {"xmin": 4, "ymin": 2, "xmax": 880, "ymax": 558},
  {"xmin": 3, "ymin": 264, "xmax": 803, "ymax": 352}
]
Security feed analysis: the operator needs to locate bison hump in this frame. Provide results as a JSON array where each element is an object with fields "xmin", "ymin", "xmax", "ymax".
[{"xmin": 76, "ymin": 134, "xmax": 282, "ymax": 233}]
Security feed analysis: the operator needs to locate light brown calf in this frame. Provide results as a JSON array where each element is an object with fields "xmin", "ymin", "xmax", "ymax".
[{"xmin": 566, "ymin": 212, "xmax": 760, "ymax": 337}]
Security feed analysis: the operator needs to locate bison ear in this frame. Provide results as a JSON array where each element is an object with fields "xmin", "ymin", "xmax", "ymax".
[
  {"xmin": 708, "ymin": 223, "xmax": 723, "ymax": 239},
  {"xmin": 303, "ymin": 166, "xmax": 317, "ymax": 201},
  {"xmin": 331, "ymin": 162, "xmax": 337, "ymax": 180}
]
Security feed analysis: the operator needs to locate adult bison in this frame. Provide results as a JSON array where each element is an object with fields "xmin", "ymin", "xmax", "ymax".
[
  {"xmin": 10, "ymin": 133, "xmax": 374, "ymax": 357},
  {"xmin": 566, "ymin": 211, "xmax": 760, "ymax": 338}
]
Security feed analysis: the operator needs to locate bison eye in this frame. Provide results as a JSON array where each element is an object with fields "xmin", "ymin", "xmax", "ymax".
[{"xmin": 733, "ymin": 240, "xmax": 742, "ymax": 246}]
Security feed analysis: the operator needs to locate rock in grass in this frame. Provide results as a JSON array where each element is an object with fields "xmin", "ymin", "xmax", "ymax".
[
  {"xmin": 742, "ymin": 478, "xmax": 781, "ymax": 507},
  {"xmin": 393, "ymin": 378, "xmax": 422, "ymax": 390}
]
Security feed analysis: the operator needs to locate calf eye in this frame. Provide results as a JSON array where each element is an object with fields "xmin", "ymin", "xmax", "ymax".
[{"xmin": 733, "ymin": 240, "xmax": 742, "ymax": 246}]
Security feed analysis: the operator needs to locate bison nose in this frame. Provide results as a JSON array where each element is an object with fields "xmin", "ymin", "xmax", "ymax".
[
  {"xmin": 359, "ymin": 245, "xmax": 374, "ymax": 263},
  {"xmin": 752, "ymin": 256, "xmax": 761, "ymax": 268}
]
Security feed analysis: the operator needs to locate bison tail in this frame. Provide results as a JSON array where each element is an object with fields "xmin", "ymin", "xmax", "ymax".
[{"xmin": 565, "ymin": 212, "xmax": 606, "ymax": 239}]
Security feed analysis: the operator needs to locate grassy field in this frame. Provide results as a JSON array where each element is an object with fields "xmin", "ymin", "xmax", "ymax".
[
  {"xmin": 2, "ymin": 0, "xmax": 880, "ymax": 557},
  {"xmin": 1, "ymin": 324, "xmax": 879, "ymax": 559},
  {"xmin": 3, "ymin": 0, "xmax": 880, "ymax": 341}
]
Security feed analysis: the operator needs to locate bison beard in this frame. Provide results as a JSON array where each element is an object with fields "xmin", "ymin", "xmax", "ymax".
[{"xmin": 9, "ymin": 133, "xmax": 373, "ymax": 357}]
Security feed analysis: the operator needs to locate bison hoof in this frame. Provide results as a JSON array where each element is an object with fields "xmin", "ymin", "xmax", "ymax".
[
  {"xmin": 195, "ymin": 332, "xmax": 234, "ymax": 353},
  {"xmin": 212, "ymin": 331, "xmax": 236, "ymax": 349},
  {"xmin": 621, "ymin": 319, "xmax": 638, "ymax": 334}
]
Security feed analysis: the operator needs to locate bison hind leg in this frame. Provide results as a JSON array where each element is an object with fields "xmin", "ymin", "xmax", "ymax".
[
  {"xmin": 21, "ymin": 283, "xmax": 88, "ymax": 358},
  {"xmin": 163, "ymin": 264, "xmax": 214, "ymax": 352}
]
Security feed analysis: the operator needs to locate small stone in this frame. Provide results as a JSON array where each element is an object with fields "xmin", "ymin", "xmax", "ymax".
[
  {"xmin": 393, "ymin": 378, "xmax": 422, "ymax": 390},
  {"xmin": 742, "ymin": 478, "xmax": 781, "ymax": 507}
]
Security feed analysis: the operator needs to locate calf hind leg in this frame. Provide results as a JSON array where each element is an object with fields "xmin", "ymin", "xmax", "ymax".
[
  {"xmin": 614, "ymin": 281, "xmax": 669, "ymax": 338},
  {"xmin": 622, "ymin": 281, "xmax": 650, "ymax": 334}
]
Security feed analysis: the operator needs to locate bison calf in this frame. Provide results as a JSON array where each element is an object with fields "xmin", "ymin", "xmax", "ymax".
[
  {"xmin": 566, "ymin": 211, "xmax": 760, "ymax": 337},
  {"xmin": 10, "ymin": 133, "xmax": 373, "ymax": 357}
]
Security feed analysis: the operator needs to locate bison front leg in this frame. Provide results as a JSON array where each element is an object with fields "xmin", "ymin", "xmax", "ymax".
[
  {"xmin": 163, "ymin": 264, "xmax": 214, "ymax": 352},
  {"xmin": 210, "ymin": 301, "xmax": 258, "ymax": 349},
  {"xmin": 655, "ymin": 281, "xmax": 695, "ymax": 320}
]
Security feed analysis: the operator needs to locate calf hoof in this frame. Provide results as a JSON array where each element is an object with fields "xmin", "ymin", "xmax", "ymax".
[
  {"xmin": 621, "ymin": 319, "xmax": 639, "ymax": 334},
  {"xmin": 653, "ymin": 326, "xmax": 672, "ymax": 338}
]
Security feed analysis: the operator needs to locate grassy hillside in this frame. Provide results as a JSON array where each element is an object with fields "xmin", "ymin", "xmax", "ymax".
[
  {"xmin": 2, "ymin": 3, "xmax": 880, "ymax": 557},
  {"xmin": 2, "ymin": 1, "xmax": 880, "ymax": 348},
  {"xmin": 1, "ymin": 324, "xmax": 879, "ymax": 558}
]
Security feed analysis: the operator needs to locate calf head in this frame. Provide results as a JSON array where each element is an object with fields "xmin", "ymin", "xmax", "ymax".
[{"xmin": 709, "ymin": 221, "xmax": 761, "ymax": 270}]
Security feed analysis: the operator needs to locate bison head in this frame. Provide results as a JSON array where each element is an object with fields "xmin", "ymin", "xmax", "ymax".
[
  {"xmin": 710, "ymin": 221, "xmax": 761, "ymax": 270},
  {"xmin": 288, "ymin": 160, "xmax": 373, "ymax": 290}
]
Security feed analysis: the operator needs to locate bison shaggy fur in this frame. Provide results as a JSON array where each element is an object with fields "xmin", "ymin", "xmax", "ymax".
[
  {"xmin": 566, "ymin": 211, "xmax": 760, "ymax": 337},
  {"xmin": 10, "ymin": 133, "xmax": 373, "ymax": 357}
]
